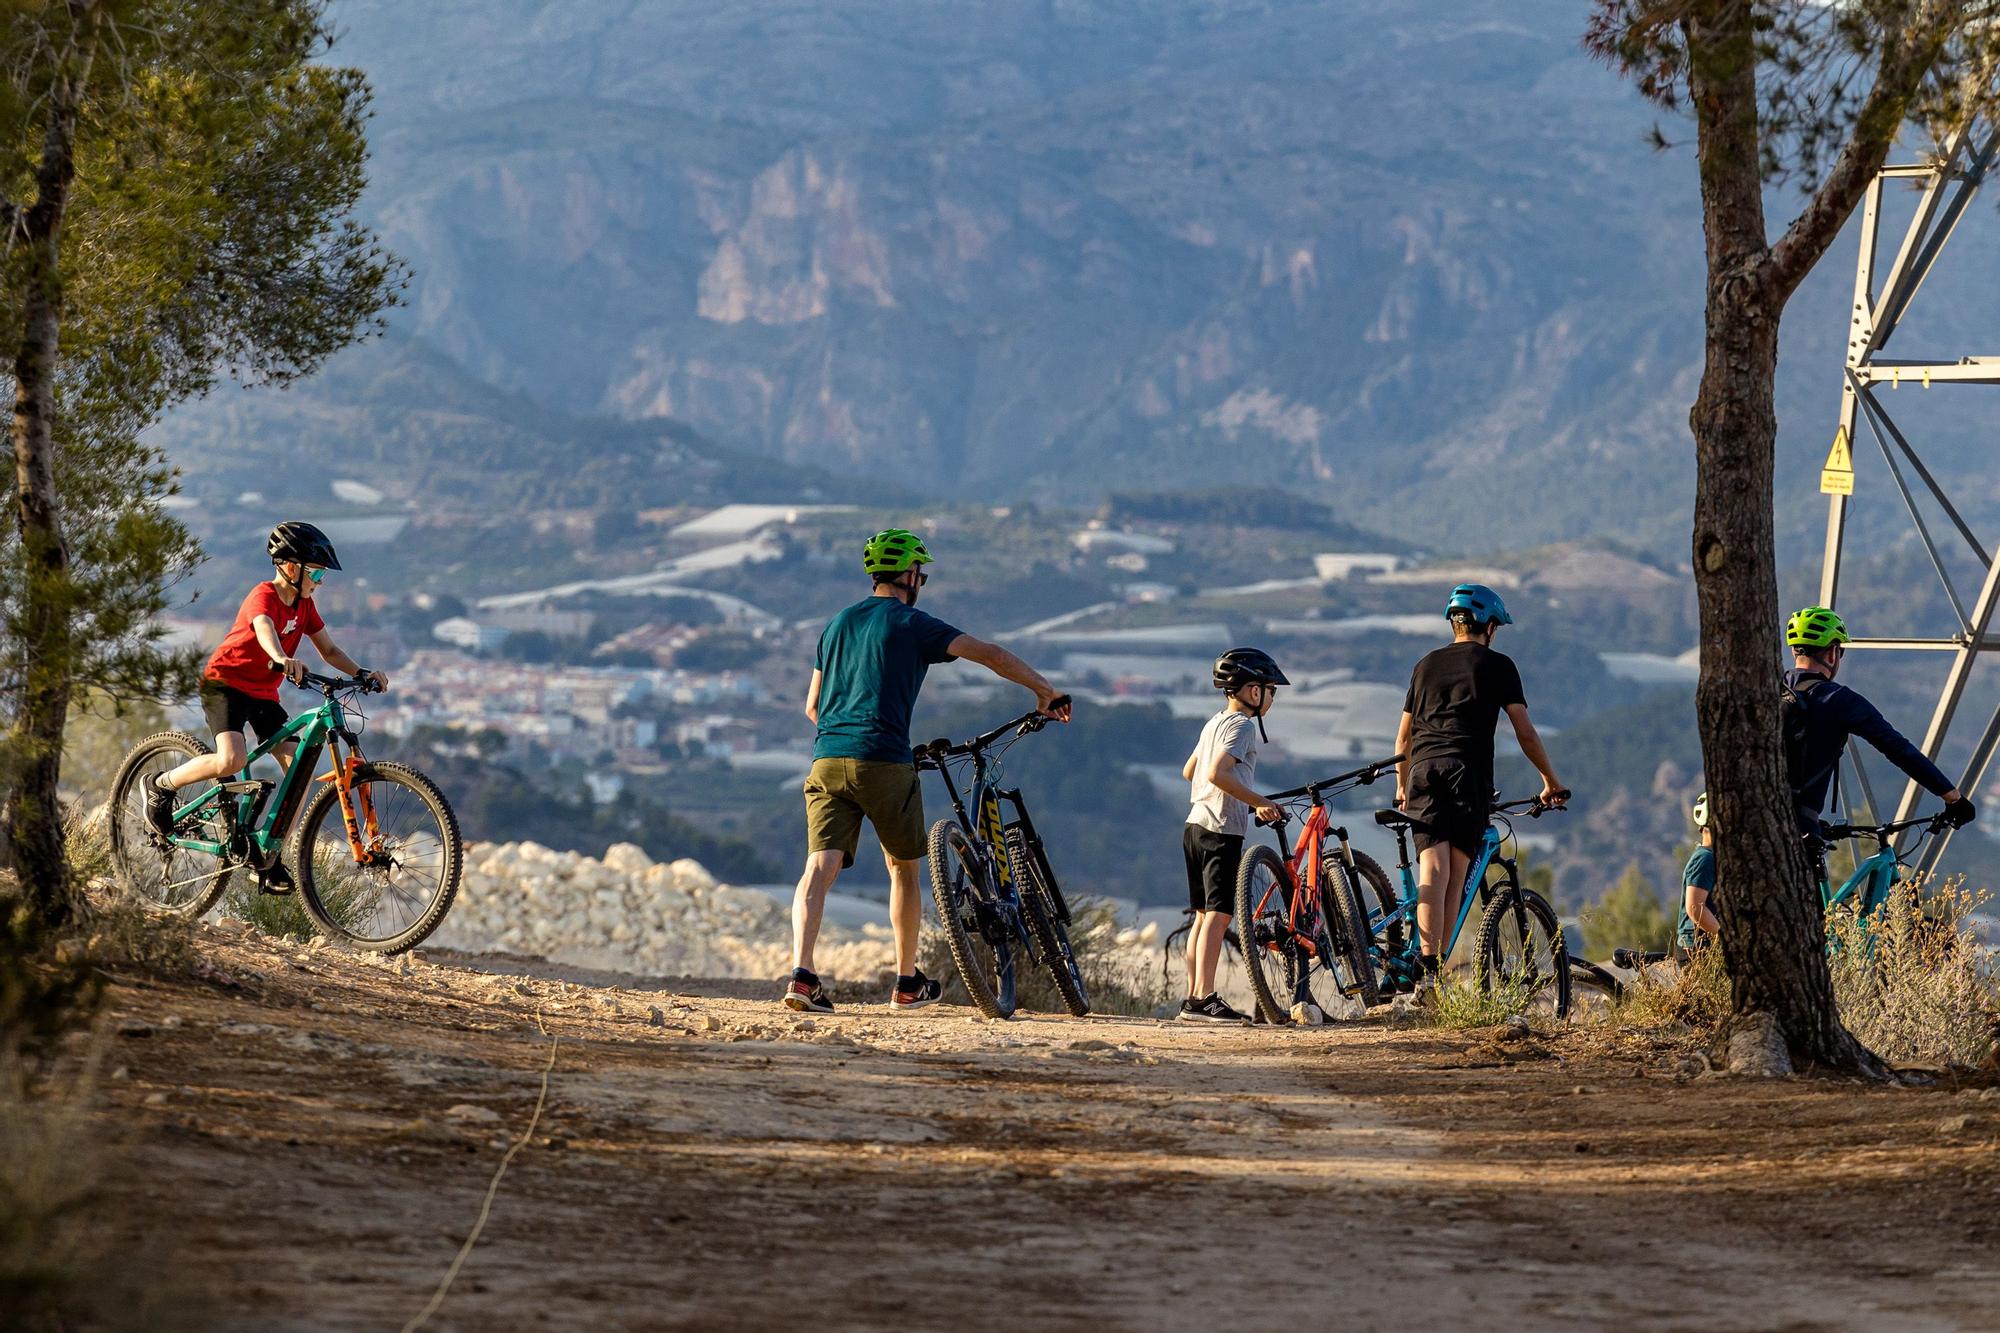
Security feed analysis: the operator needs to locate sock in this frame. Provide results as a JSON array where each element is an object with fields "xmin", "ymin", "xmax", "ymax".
[
  {"xmin": 791, "ymin": 966, "xmax": 817, "ymax": 986},
  {"xmin": 1420, "ymin": 953, "xmax": 1440, "ymax": 978},
  {"xmin": 153, "ymin": 773, "xmax": 175, "ymax": 793}
]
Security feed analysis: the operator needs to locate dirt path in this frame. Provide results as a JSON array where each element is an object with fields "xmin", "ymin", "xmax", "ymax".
[{"xmin": 81, "ymin": 925, "xmax": 2000, "ymax": 1330}]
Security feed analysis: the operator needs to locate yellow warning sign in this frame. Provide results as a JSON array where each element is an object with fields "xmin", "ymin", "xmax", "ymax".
[{"xmin": 1820, "ymin": 425, "xmax": 1854, "ymax": 495}]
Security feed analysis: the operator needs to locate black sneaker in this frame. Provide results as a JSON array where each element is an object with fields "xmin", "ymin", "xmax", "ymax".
[
  {"xmin": 890, "ymin": 969, "xmax": 942, "ymax": 1011},
  {"xmin": 1173, "ymin": 997, "xmax": 1203, "ymax": 1022},
  {"xmin": 783, "ymin": 976, "xmax": 835, "ymax": 1014},
  {"xmin": 1185, "ymin": 993, "xmax": 1252, "ymax": 1025},
  {"xmin": 144, "ymin": 775, "xmax": 178, "ymax": 839}
]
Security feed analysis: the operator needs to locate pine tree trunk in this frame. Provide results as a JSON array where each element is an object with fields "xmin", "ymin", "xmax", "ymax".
[
  {"xmin": 5, "ymin": 21, "xmax": 93, "ymax": 927},
  {"xmin": 1684, "ymin": 5, "xmax": 1884, "ymax": 1077}
]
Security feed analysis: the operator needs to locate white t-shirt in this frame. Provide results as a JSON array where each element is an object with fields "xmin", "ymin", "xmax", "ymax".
[{"xmin": 1187, "ymin": 709, "xmax": 1258, "ymax": 837}]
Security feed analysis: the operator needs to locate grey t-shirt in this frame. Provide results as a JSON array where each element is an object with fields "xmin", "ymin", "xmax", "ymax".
[{"xmin": 1187, "ymin": 709, "xmax": 1259, "ymax": 836}]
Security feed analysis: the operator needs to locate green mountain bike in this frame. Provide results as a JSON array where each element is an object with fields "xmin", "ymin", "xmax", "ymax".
[{"xmin": 107, "ymin": 671, "xmax": 462, "ymax": 954}]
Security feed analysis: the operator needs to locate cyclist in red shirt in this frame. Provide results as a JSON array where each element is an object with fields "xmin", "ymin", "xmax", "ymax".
[{"xmin": 145, "ymin": 523, "xmax": 388, "ymax": 853}]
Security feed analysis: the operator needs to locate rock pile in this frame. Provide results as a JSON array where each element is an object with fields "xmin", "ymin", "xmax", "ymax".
[{"xmin": 429, "ymin": 840, "xmax": 896, "ymax": 981}]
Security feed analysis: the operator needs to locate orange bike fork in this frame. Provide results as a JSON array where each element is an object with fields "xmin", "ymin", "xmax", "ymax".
[{"xmin": 314, "ymin": 746, "xmax": 381, "ymax": 863}]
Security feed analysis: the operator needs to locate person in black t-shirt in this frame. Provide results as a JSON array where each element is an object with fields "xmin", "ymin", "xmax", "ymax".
[{"xmin": 1394, "ymin": 583, "xmax": 1567, "ymax": 989}]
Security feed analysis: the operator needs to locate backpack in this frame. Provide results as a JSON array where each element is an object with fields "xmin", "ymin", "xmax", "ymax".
[{"xmin": 1780, "ymin": 673, "xmax": 1835, "ymax": 807}]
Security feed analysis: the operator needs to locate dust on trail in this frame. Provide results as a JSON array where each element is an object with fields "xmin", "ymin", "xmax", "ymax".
[{"xmin": 83, "ymin": 924, "xmax": 2000, "ymax": 1331}]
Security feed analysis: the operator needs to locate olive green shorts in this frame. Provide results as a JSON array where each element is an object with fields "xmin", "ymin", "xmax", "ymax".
[{"xmin": 803, "ymin": 758, "xmax": 927, "ymax": 867}]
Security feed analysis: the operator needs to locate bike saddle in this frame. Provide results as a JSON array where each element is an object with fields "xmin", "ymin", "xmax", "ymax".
[{"xmin": 1374, "ymin": 808, "xmax": 1414, "ymax": 829}]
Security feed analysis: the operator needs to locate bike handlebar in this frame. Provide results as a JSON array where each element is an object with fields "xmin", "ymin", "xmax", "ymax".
[
  {"xmin": 280, "ymin": 665, "xmax": 382, "ymax": 695},
  {"xmin": 1820, "ymin": 810, "xmax": 1951, "ymax": 842},
  {"xmin": 1493, "ymin": 790, "xmax": 1571, "ymax": 818},
  {"xmin": 913, "ymin": 695, "xmax": 1072, "ymax": 765},
  {"xmin": 1265, "ymin": 754, "xmax": 1404, "ymax": 804}
]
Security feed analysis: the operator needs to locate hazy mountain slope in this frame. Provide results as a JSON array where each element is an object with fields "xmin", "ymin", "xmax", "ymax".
[{"xmin": 154, "ymin": 0, "xmax": 2000, "ymax": 562}]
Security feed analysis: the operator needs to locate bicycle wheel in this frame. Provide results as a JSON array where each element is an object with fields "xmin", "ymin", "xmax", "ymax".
[
  {"xmin": 107, "ymin": 731, "xmax": 245, "ymax": 917},
  {"xmin": 288, "ymin": 761, "xmax": 462, "ymax": 953},
  {"xmin": 1235, "ymin": 844, "xmax": 1306, "ymax": 1024},
  {"xmin": 1569, "ymin": 957, "xmax": 1624, "ymax": 1002},
  {"xmin": 1474, "ymin": 886, "xmax": 1571, "ymax": 1019},
  {"xmin": 1331, "ymin": 849, "xmax": 1403, "ymax": 962},
  {"xmin": 1319, "ymin": 858, "xmax": 1382, "ymax": 1009},
  {"xmin": 1005, "ymin": 827, "xmax": 1089, "ymax": 1016},
  {"xmin": 928, "ymin": 820, "xmax": 1016, "ymax": 1019}
]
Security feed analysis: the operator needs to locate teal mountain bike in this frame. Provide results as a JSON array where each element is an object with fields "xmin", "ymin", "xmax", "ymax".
[
  {"xmin": 107, "ymin": 671, "xmax": 462, "ymax": 954},
  {"xmin": 1336, "ymin": 793, "xmax": 1573, "ymax": 1017}
]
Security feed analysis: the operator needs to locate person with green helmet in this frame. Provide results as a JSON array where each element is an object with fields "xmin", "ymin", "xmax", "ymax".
[
  {"xmin": 1780, "ymin": 605, "xmax": 1973, "ymax": 833},
  {"xmin": 784, "ymin": 528, "xmax": 1071, "ymax": 1015}
]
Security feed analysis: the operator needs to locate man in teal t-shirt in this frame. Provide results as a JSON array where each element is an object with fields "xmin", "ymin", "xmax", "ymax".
[
  {"xmin": 1675, "ymin": 792, "xmax": 1719, "ymax": 955},
  {"xmin": 785, "ymin": 528, "xmax": 1071, "ymax": 1015}
]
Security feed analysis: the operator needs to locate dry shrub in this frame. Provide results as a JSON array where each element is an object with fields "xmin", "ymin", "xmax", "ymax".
[
  {"xmin": 1827, "ymin": 877, "xmax": 1998, "ymax": 1070},
  {"xmin": 1611, "ymin": 942, "xmax": 1728, "ymax": 1032},
  {"xmin": 63, "ymin": 810, "xmax": 195, "ymax": 974},
  {"xmin": 1414, "ymin": 974, "xmax": 1538, "ymax": 1029},
  {"xmin": 0, "ymin": 1047, "xmax": 104, "ymax": 1328}
]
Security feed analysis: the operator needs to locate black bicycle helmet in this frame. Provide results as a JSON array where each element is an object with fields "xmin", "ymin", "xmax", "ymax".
[
  {"xmin": 267, "ymin": 521, "xmax": 342, "ymax": 570},
  {"xmin": 1212, "ymin": 647, "xmax": 1289, "ymax": 693}
]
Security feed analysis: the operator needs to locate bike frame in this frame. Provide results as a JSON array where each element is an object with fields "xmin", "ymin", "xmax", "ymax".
[
  {"xmin": 926, "ymin": 743, "xmax": 1042, "ymax": 970},
  {"xmin": 1374, "ymin": 823, "xmax": 1503, "ymax": 963},
  {"xmin": 166, "ymin": 685, "xmax": 382, "ymax": 866}
]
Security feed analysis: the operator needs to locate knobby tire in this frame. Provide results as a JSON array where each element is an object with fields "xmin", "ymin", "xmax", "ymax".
[{"xmin": 928, "ymin": 820, "xmax": 1013, "ymax": 1019}]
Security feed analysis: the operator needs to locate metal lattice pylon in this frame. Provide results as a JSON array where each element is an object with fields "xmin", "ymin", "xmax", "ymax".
[{"xmin": 1816, "ymin": 123, "xmax": 2000, "ymax": 875}]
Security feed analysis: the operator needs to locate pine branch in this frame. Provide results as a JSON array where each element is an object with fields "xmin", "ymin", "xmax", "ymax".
[{"xmin": 1764, "ymin": 0, "xmax": 1964, "ymax": 300}]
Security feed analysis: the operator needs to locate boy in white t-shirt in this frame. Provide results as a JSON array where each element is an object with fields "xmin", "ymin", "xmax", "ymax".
[{"xmin": 1177, "ymin": 648, "xmax": 1287, "ymax": 1023}]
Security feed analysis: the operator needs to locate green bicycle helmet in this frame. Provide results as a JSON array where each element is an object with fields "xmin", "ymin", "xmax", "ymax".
[
  {"xmin": 861, "ymin": 528, "xmax": 933, "ymax": 577},
  {"xmin": 1785, "ymin": 605, "xmax": 1849, "ymax": 650}
]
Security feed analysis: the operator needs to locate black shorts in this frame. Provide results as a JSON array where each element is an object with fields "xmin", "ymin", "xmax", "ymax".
[
  {"xmin": 1183, "ymin": 825, "xmax": 1243, "ymax": 915},
  {"xmin": 1403, "ymin": 758, "xmax": 1488, "ymax": 855},
  {"xmin": 200, "ymin": 680, "xmax": 289, "ymax": 745}
]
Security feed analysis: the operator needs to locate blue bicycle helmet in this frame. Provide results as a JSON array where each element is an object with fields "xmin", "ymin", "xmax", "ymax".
[{"xmin": 1445, "ymin": 583, "xmax": 1512, "ymax": 626}]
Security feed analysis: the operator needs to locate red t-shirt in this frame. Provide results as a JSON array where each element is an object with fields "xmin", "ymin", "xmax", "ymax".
[{"xmin": 204, "ymin": 582, "xmax": 324, "ymax": 700}]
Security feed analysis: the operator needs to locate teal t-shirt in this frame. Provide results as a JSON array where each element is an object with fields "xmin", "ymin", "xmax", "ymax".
[
  {"xmin": 1676, "ymin": 845, "xmax": 1716, "ymax": 950},
  {"xmin": 812, "ymin": 597, "xmax": 963, "ymax": 763}
]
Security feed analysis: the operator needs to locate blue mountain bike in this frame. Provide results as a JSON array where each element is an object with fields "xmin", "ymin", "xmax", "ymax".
[
  {"xmin": 1816, "ymin": 811, "xmax": 1954, "ymax": 917},
  {"xmin": 1329, "ymin": 793, "xmax": 1573, "ymax": 1017}
]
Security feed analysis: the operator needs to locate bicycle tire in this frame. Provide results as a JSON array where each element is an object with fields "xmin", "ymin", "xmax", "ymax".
[
  {"xmin": 288, "ymin": 761, "xmax": 462, "ymax": 954},
  {"xmin": 928, "ymin": 819, "xmax": 1014, "ymax": 1019},
  {"xmin": 1331, "ymin": 848, "xmax": 1403, "ymax": 961},
  {"xmin": 1005, "ymin": 826, "xmax": 1090, "ymax": 1016},
  {"xmin": 107, "ymin": 731, "xmax": 244, "ymax": 918},
  {"xmin": 1474, "ymin": 886, "xmax": 1572, "ymax": 1019},
  {"xmin": 1569, "ymin": 957, "xmax": 1624, "ymax": 1001},
  {"xmin": 1320, "ymin": 857, "xmax": 1382, "ymax": 1009},
  {"xmin": 1235, "ymin": 843, "xmax": 1303, "ymax": 1024}
]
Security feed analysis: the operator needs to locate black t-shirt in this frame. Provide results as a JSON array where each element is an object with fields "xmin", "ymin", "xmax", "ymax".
[{"xmin": 1402, "ymin": 642, "xmax": 1527, "ymax": 782}]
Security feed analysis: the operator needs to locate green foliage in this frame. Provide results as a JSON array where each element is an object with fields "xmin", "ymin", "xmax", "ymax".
[
  {"xmin": 58, "ymin": 691, "xmax": 166, "ymax": 809},
  {"xmin": 672, "ymin": 631, "xmax": 765, "ymax": 672},
  {"xmin": 1579, "ymin": 862, "xmax": 1675, "ymax": 958},
  {"xmin": 1102, "ymin": 488, "xmax": 1382, "ymax": 541},
  {"xmin": 1415, "ymin": 975, "xmax": 1538, "ymax": 1030}
]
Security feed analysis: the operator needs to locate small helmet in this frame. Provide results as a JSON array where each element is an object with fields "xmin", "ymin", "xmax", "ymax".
[
  {"xmin": 1785, "ymin": 605, "xmax": 1849, "ymax": 650},
  {"xmin": 267, "ymin": 521, "xmax": 342, "ymax": 570},
  {"xmin": 1213, "ymin": 647, "xmax": 1290, "ymax": 693},
  {"xmin": 1692, "ymin": 791, "xmax": 1709, "ymax": 829},
  {"xmin": 862, "ymin": 528, "xmax": 933, "ymax": 577},
  {"xmin": 1445, "ymin": 582, "xmax": 1512, "ymax": 626}
]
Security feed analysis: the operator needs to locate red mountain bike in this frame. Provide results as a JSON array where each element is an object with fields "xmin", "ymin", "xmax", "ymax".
[{"xmin": 1234, "ymin": 755, "xmax": 1400, "ymax": 1023}]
